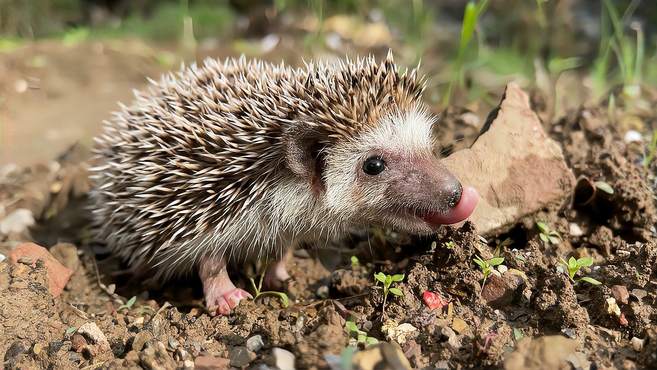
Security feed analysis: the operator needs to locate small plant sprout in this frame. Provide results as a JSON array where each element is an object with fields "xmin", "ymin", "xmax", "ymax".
[
  {"xmin": 249, "ymin": 272, "xmax": 289, "ymax": 308},
  {"xmin": 536, "ymin": 221, "xmax": 561, "ymax": 245},
  {"xmin": 117, "ymin": 296, "xmax": 137, "ymax": 312},
  {"xmin": 443, "ymin": 241, "xmax": 457, "ymax": 250},
  {"xmin": 345, "ymin": 320, "xmax": 378, "ymax": 347},
  {"xmin": 559, "ymin": 256, "xmax": 602, "ymax": 286},
  {"xmin": 473, "ymin": 255, "xmax": 505, "ymax": 289},
  {"xmin": 374, "ymin": 272, "xmax": 404, "ymax": 316},
  {"xmin": 350, "ymin": 255, "xmax": 360, "ymax": 268}
]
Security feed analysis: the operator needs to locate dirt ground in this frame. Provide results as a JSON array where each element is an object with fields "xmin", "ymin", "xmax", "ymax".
[{"xmin": 1, "ymin": 41, "xmax": 657, "ymax": 370}]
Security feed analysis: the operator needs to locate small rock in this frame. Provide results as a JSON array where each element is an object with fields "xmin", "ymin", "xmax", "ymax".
[
  {"xmin": 316, "ymin": 285, "xmax": 329, "ymax": 299},
  {"xmin": 381, "ymin": 320, "xmax": 418, "ymax": 345},
  {"xmin": 451, "ymin": 318, "xmax": 469, "ymax": 334},
  {"xmin": 631, "ymin": 337, "xmax": 644, "ymax": 352},
  {"xmin": 0, "ymin": 208, "xmax": 34, "ymax": 235},
  {"xmin": 624, "ymin": 130, "xmax": 643, "ymax": 143},
  {"xmin": 132, "ymin": 331, "xmax": 153, "ymax": 352},
  {"xmin": 438, "ymin": 326, "xmax": 460, "ymax": 349},
  {"xmin": 351, "ymin": 342, "xmax": 411, "ymax": 370},
  {"xmin": 76, "ymin": 322, "xmax": 110, "ymax": 352},
  {"xmin": 182, "ymin": 359, "xmax": 194, "ymax": 370},
  {"xmin": 631, "ymin": 289, "xmax": 647, "ymax": 301},
  {"xmin": 497, "ymin": 264, "xmax": 508, "ymax": 274},
  {"xmin": 167, "ymin": 337, "xmax": 179, "ymax": 350},
  {"xmin": 611, "ymin": 285, "xmax": 629, "ymax": 304},
  {"xmin": 561, "ymin": 328, "xmax": 577, "ymax": 339},
  {"xmin": 0, "ymin": 253, "xmax": 5, "ymax": 263},
  {"xmin": 504, "ymin": 336, "xmax": 578, "ymax": 370},
  {"xmin": 8, "ymin": 242, "xmax": 73, "ymax": 297},
  {"xmin": 606, "ymin": 297, "xmax": 621, "ymax": 317},
  {"xmin": 195, "ymin": 355, "xmax": 230, "ymax": 370},
  {"xmin": 71, "ymin": 334, "xmax": 87, "ymax": 352},
  {"xmin": 140, "ymin": 341, "xmax": 176, "ymax": 370},
  {"xmin": 569, "ymin": 223, "xmax": 584, "ymax": 237},
  {"xmin": 230, "ymin": 346, "xmax": 256, "ymax": 367},
  {"xmin": 246, "ymin": 335, "xmax": 265, "ymax": 352},
  {"xmin": 481, "ymin": 274, "xmax": 523, "ymax": 308},
  {"xmin": 272, "ymin": 347, "xmax": 295, "ymax": 370},
  {"xmin": 32, "ymin": 342, "xmax": 44, "ymax": 355}
]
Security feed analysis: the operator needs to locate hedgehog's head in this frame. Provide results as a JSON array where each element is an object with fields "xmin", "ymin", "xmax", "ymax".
[{"xmin": 284, "ymin": 104, "xmax": 478, "ymax": 235}]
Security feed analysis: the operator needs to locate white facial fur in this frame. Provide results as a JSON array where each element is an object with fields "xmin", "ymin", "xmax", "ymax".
[{"xmin": 323, "ymin": 105, "xmax": 437, "ymax": 219}]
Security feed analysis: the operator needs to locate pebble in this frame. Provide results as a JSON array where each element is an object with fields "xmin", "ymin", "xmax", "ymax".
[
  {"xmin": 71, "ymin": 334, "xmax": 87, "ymax": 352},
  {"xmin": 272, "ymin": 347, "xmax": 295, "ymax": 370},
  {"xmin": 140, "ymin": 341, "xmax": 176, "ymax": 370},
  {"xmin": 316, "ymin": 285, "xmax": 329, "ymax": 299},
  {"xmin": 439, "ymin": 326, "xmax": 460, "ymax": 349},
  {"xmin": 230, "ymin": 346, "xmax": 256, "ymax": 367},
  {"xmin": 182, "ymin": 359, "xmax": 195, "ymax": 370},
  {"xmin": 246, "ymin": 335, "xmax": 265, "ymax": 352},
  {"xmin": 569, "ymin": 223, "xmax": 584, "ymax": 237},
  {"xmin": 451, "ymin": 318, "xmax": 469, "ymax": 334},
  {"xmin": 611, "ymin": 285, "xmax": 629, "ymax": 305},
  {"xmin": 194, "ymin": 355, "xmax": 230, "ymax": 370},
  {"xmin": 132, "ymin": 331, "xmax": 153, "ymax": 352},
  {"xmin": 631, "ymin": 337, "xmax": 644, "ymax": 352},
  {"xmin": 497, "ymin": 265, "xmax": 508, "ymax": 274},
  {"xmin": 382, "ymin": 320, "xmax": 418, "ymax": 345},
  {"xmin": 167, "ymin": 337, "xmax": 179, "ymax": 350},
  {"xmin": 631, "ymin": 289, "xmax": 647, "ymax": 301},
  {"xmin": 77, "ymin": 322, "xmax": 110, "ymax": 351},
  {"xmin": 624, "ymin": 130, "xmax": 643, "ymax": 143}
]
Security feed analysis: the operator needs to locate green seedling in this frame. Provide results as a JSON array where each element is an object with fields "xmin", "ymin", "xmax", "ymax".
[
  {"xmin": 536, "ymin": 222, "xmax": 561, "ymax": 245},
  {"xmin": 118, "ymin": 296, "xmax": 137, "ymax": 311},
  {"xmin": 345, "ymin": 320, "xmax": 378, "ymax": 347},
  {"xmin": 249, "ymin": 273, "xmax": 289, "ymax": 308},
  {"xmin": 473, "ymin": 256, "xmax": 504, "ymax": 289},
  {"xmin": 374, "ymin": 272, "xmax": 404, "ymax": 315},
  {"xmin": 443, "ymin": 241, "xmax": 457, "ymax": 250},
  {"xmin": 350, "ymin": 256, "xmax": 360, "ymax": 268},
  {"xmin": 559, "ymin": 256, "xmax": 602, "ymax": 286}
]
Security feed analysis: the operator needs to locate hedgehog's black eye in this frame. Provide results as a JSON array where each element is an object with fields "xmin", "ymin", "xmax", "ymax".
[{"xmin": 362, "ymin": 156, "xmax": 386, "ymax": 176}]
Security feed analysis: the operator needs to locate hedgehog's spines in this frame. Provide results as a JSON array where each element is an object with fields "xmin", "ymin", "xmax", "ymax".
[{"xmin": 90, "ymin": 53, "xmax": 426, "ymax": 279}]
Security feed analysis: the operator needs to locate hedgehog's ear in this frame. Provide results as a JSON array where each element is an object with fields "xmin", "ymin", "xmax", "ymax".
[{"xmin": 283, "ymin": 126, "xmax": 327, "ymax": 191}]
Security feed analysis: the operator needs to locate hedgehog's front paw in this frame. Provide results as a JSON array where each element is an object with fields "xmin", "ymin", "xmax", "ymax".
[{"xmin": 206, "ymin": 288, "xmax": 252, "ymax": 316}]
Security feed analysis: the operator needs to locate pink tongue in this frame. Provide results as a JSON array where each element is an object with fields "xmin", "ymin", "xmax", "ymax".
[{"xmin": 422, "ymin": 186, "xmax": 479, "ymax": 226}]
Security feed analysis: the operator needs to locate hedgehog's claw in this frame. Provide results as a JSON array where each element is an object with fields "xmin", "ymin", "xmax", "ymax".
[
  {"xmin": 207, "ymin": 289, "xmax": 252, "ymax": 316},
  {"xmin": 199, "ymin": 255, "xmax": 252, "ymax": 316}
]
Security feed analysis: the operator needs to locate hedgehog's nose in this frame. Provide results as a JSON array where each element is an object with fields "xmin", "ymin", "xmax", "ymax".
[{"xmin": 446, "ymin": 182, "xmax": 463, "ymax": 209}]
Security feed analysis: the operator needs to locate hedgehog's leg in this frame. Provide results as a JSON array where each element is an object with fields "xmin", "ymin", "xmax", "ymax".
[
  {"xmin": 264, "ymin": 249, "xmax": 292, "ymax": 290},
  {"xmin": 199, "ymin": 255, "xmax": 252, "ymax": 316}
]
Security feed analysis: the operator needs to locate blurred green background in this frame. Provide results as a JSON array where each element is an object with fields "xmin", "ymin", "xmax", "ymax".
[{"xmin": 1, "ymin": 0, "xmax": 656, "ymax": 164}]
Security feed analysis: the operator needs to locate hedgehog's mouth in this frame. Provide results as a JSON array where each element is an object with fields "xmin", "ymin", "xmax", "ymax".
[{"xmin": 417, "ymin": 186, "xmax": 479, "ymax": 226}]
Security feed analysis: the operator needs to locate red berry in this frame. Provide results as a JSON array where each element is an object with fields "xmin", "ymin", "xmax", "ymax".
[{"xmin": 422, "ymin": 291, "xmax": 448, "ymax": 310}]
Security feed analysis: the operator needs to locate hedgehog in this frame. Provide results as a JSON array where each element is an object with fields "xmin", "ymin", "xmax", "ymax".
[{"xmin": 89, "ymin": 51, "xmax": 479, "ymax": 315}]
